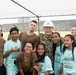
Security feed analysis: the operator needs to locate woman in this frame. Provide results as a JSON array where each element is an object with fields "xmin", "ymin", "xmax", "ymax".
[
  {"xmin": 16, "ymin": 41, "xmax": 38, "ymax": 75},
  {"xmin": 63, "ymin": 34, "xmax": 76, "ymax": 75},
  {"xmin": 52, "ymin": 32, "xmax": 63, "ymax": 75},
  {"xmin": 34, "ymin": 42, "xmax": 54, "ymax": 75}
]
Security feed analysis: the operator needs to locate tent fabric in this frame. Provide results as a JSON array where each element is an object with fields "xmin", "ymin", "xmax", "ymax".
[{"xmin": 0, "ymin": 0, "xmax": 76, "ymax": 18}]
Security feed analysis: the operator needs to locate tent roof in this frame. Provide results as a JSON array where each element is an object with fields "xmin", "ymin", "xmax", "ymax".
[{"xmin": 0, "ymin": 0, "xmax": 76, "ymax": 19}]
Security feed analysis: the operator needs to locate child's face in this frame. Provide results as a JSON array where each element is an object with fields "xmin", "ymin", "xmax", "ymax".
[
  {"xmin": 64, "ymin": 36, "xmax": 73, "ymax": 47},
  {"xmin": 37, "ymin": 45, "xmax": 45, "ymax": 56},
  {"xmin": 10, "ymin": 31, "xmax": 19, "ymax": 41},
  {"xmin": 24, "ymin": 43, "xmax": 33, "ymax": 54},
  {"xmin": 52, "ymin": 33, "xmax": 60, "ymax": 44}
]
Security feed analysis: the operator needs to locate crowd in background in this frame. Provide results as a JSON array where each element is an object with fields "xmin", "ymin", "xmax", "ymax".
[{"xmin": 0, "ymin": 20, "xmax": 76, "ymax": 75}]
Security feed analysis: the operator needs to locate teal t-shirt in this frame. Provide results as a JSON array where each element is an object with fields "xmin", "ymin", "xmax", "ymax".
[
  {"xmin": 63, "ymin": 47, "xmax": 76, "ymax": 75},
  {"xmin": 3, "ymin": 40, "xmax": 21, "ymax": 75},
  {"xmin": 38, "ymin": 56, "xmax": 54, "ymax": 75},
  {"xmin": 54, "ymin": 45, "xmax": 63, "ymax": 75}
]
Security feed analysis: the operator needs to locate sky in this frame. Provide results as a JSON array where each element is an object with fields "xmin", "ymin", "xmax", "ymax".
[{"xmin": 0, "ymin": 0, "xmax": 76, "ymax": 24}]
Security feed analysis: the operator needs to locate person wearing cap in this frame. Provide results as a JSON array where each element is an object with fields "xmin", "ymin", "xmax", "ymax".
[{"xmin": 39, "ymin": 21, "xmax": 54, "ymax": 68}]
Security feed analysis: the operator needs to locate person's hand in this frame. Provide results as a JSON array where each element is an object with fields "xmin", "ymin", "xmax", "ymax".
[
  {"xmin": 12, "ymin": 48, "xmax": 20, "ymax": 52},
  {"xmin": 59, "ymin": 66, "xmax": 63, "ymax": 73},
  {"xmin": 33, "ymin": 65, "xmax": 41, "ymax": 71}
]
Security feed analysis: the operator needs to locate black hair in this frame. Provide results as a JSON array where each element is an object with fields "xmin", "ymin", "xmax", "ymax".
[
  {"xmin": 52, "ymin": 32, "xmax": 63, "ymax": 57},
  {"xmin": 11, "ymin": 25, "xmax": 17, "ymax": 28},
  {"xmin": 35, "ymin": 42, "xmax": 46, "ymax": 63},
  {"xmin": 31, "ymin": 20, "xmax": 37, "ymax": 24},
  {"xmin": 23, "ymin": 41, "xmax": 34, "ymax": 50},
  {"xmin": 10, "ymin": 27, "xmax": 19, "ymax": 34},
  {"xmin": 63, "ymin": 34, "xmax": 75, "ymax": 60}
]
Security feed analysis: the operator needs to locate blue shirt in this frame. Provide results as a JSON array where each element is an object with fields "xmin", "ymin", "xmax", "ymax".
[
  {"xmin": 63, "ymin": 47, "xmax": 76, "ymax": 75},
  {"xmin": 3, "ymin": 40, "xmax": 21, "ymax": 75},
  {"xmin": 38, "ymin": 56, "xmax": 54, "ymax": 75}
]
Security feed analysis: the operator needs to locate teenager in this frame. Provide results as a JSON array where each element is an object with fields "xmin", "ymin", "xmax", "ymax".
[
  {"xmin": 16, "ymin": 41, "xmax": 38, "ymax": 75},
  {"xmin": 52, "ymin": 32, "xmax": 63, "ymax": 75},
  {"xmin": 34, "ymin": 42, "xmax": 54, "ymax": 75},
  {"xmin": 3, "ymin": 28, "xmax": 21, "ymax": 75},
  {"xmin": 63, "ymin": 34, "xmax": 76, "ymax": 75}
]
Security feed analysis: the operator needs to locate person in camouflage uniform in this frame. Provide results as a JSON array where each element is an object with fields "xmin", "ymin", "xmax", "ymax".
[{"xmin": 39, "ymin": 21, "xmax": 54, "ymax": 68}]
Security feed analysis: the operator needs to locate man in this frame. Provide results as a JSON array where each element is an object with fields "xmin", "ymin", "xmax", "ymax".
[
  {"xmin": 39, "ymin": 21, "xmax": 54, "ymax": 67},
  {"xmin": 71, "ymin": 26, "xmax": 76, "ymax": 46},
  {"xmin": 0, "ymin": 37, "xmax": 6, "ymax": 75},
  {"xmin": 19, "ymin": 20, "xmax": 39, "ymax": 52},
  {"xmin": 3, "ymin": 28, "xmax": 21, "ymax": 75}
]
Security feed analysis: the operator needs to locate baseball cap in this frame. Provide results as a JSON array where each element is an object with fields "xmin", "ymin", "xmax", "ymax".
[{"xmin": 43, "ymin": 21, "xmax": 54, "ymax": 27}]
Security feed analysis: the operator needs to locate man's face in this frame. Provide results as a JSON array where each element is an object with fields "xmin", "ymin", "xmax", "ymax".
[
  {"xmin": 71, "ymin": 27, "xmax": 76, "ymax": 36},
  {"xmin": 28, "ymin": 22, "xmax": 37, "ymax": 32},
  {"xmin": 43, "ymin": 27, "xmax": 53, "ymax": 36}
]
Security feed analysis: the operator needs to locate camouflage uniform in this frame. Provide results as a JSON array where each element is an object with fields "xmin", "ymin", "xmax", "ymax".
[{"xmin": 39, "ymin": 33, "xmax": 53, "ymax": 66}]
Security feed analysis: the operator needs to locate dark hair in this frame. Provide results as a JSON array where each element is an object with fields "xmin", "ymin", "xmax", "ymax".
[
  {"xmin": 31, "ymin": 20, "xmax": 37, "ymax": 24},
  {"xmin": 35, "ymin": 42, "xmax": 46, "ymax": 63},
  {"xmin": 63, "ymin": 34, "xmax": 75, "ymax": 60},
  {"xmin": 24, "ymin": 41, "xmax": 34, "ymax": 50},
  {"xmin": 52, "ymin": 32, "xmax": 63, "ymax": 57},
  {"xmin": 11, "ymin": 25, "xmax": 17, "ymax": 28},
  {"xmin": 10, "ymin": 27, "xmax": 19, "ymax": 34}
]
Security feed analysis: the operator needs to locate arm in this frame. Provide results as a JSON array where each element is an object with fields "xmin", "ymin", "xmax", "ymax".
[
  {"xmin": 45, "ymin": 71, "xmax": 50, "ymax": 75},
  {"xmin": 3, "ymin": 48, "xmax": 20, "ymax": 58},
  {"xmin": 3, "ymin": 49, "xmax": 13, "ymax": 58},
  {"xmin": 18, "ymin": 62, "xmax": 24, "ymax": 75},
  {"xmin": 16, "ymin": 54, "xmax": 24, "ymax": 75},
  {"xmin": 32, "ymin": 69, "xmax": 37, "ymax": 75}
]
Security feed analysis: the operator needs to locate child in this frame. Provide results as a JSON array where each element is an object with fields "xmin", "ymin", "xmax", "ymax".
[
  {"xmin": 3, "ymin": 28, "xmax": 21, "ymax": 75},
  {"xmin": 34, "ymin": 42, "xmax": 54, "ymax": 75},
  {"xmin": 52, "ymin": 32, "xmax": 63, "ymax": 75},
  {"xmin": 16, "ymin": 41, "xmax": 38, "ymax": 75},
  {"xmin": 63, "ymin": 34, "xmax": 76, "ymax": 75}
]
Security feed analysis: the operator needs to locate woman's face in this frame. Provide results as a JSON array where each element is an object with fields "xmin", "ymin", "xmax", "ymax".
[
  {"xmin": 64, "ymin": 36, "xmax": 73, "ymax": 47},
  {"xmin": 24, "ymin": 43, "xmax": 33, "ymax": 54},
  {"xmin": 52, "ymin": 33, "xmax": 60, "ymax": 44},
  {"xmin": 37, "ymin": 45, "xmax": 45, "ymax": 56}
]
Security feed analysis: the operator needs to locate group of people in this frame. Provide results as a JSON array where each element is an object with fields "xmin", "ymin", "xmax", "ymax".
[{"xmin": 0, "ymin": 20, "xmax": 76, "ymax": 75}]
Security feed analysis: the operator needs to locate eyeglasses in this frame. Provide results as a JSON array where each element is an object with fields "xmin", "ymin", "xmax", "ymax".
[{"xmin": 25, "ymin": 46, "xmax": 32, "ymax": 49}]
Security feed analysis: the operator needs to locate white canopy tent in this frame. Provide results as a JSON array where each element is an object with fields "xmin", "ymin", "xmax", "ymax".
[{"xmin": 0, "ymin": 0, "xmax": 76, "ymax": 19}]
